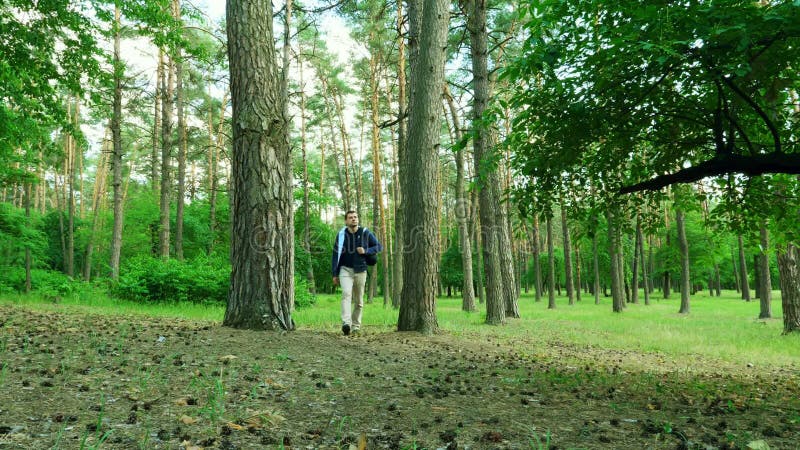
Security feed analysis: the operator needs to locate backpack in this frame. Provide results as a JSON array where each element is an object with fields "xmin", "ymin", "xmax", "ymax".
[{"xmin": 361, "ymin": 228, "xmax": 378, "ymax": 266}]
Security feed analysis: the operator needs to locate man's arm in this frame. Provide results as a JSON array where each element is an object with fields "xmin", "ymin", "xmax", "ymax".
[{"xmin": 366, "ymin": 230, "xmax": 383, "ymax": 254}]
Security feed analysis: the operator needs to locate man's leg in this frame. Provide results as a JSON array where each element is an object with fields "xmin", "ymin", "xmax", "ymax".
[
  {"xmin": 339, "ymin": 267, "xmax": 354, "ymax": 334},
  {"xmin": 351, "ymin": 270, "xmax": 368, "ymax": 331}
]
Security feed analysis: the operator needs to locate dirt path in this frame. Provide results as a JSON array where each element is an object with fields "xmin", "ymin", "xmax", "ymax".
[{"xmin": 1, "ymin": 305, "xmax": 798, "ymax": 449}]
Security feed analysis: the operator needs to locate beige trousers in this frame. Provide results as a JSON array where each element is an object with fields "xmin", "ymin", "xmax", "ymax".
[{"xmin": 339, "ymin": 266, "xmax": 367, "ymax": 329}]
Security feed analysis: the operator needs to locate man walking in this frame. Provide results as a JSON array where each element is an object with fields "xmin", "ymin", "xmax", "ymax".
[{"xmin": 332, "ymin": 210, "xmax": 382, "ymax": 335}]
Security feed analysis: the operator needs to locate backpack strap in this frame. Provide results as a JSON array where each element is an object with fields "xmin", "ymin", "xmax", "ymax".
[{"xmin": 335, "ymin": 227, "xmax": 347, "ymax": 268}]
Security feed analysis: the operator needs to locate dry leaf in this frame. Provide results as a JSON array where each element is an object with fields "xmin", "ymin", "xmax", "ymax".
[
  {"xmin": 219, "ymin": 355, "xmax": 238, "ymax": 363},
  {"xmin": 174, "ymin": 397, "xmax": 189, "ymax": 406},
  {"xmin": 225, "ymin": 422, "xmax": 245, "ymax": 431},
  {"xmin": 180, "ymin": 415, "xmax": 198, "ymax": 425},
  {"xmin": 358, "ymin": 432, "xmax": 367, "ymax": 450}
]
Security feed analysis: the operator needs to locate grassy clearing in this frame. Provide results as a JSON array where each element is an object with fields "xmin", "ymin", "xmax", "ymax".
[{"xmin": 3, "ymin": 287, "xmax": 799, "ymax": 369}]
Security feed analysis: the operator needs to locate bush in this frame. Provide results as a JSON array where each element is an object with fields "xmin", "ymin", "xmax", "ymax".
[
  {"xmin": 0, "ymin": 267, "xmax": 79, "ymax": 297},
  {"xmin": 294, "ymin": 275, "xmax": 316, "ymax": 309},
  {"xmin": 114, "ymin": 256, "xmax": 230, "ymax": 304}
]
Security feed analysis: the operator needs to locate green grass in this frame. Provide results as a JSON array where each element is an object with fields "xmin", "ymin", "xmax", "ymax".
[{"xmin": 3, "ymin": 287, "xmax": 799, "ymax": 369}]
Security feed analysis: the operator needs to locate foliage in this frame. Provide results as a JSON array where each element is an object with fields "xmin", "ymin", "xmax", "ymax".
[
  {"xmin": 114, "ymin": 255, "xmax": 230, "ymax": 304},
  {"xmin": 502, "ymin": 0, "xmax": 800, "ymax": 209},
  {"xmin": 0, "ymin": 267, "xmax": 80, "ymax": 297},
  {"xmin": 0, "ymin": 203, "xmax": 47, "ymax": 267}
]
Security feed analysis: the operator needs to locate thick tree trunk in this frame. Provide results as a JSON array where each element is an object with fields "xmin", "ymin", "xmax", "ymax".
[
  {"xmin": 465, "ymin": 0, "xmax": 504, "ymax": 323},
  {"xmin": 759, "ymin": 223, "xmax": 772, "ymax": 318},
  {"xmin": 472, "ymin": 194, "xmax": 486, "ymax": 304},
  {"xmin": 738, "ymin": 235, "xmax": 751, "ymax": 301},
  {"xmin": 561, "ymin": 204, "xmax": 574, "ymax": 305},
  {"xmin": 676, "ymin": 209, "xmax": 691, "ymax": 314},
  {"xmin": 777, "ymin": 244, "xmax": 800, "ymax": 334},
  {"xmin": 223, "ymin": 0, "xmax": 294, "ymax": 331},
  {"xmin": 397, "ymin": 0, "xmax": 449, "ymax": 334},
  {"xmin": 547, "ymin": 217, "xmax": 556, "ymax": 309}
]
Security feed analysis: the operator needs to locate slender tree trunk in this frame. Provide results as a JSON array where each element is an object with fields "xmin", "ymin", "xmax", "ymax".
[
  {"xmin": 608, "ymin": 209, "xmax": 624, "ymax": 312},
  {"xmin": 392, "ymin": 0, "xmax": 406, "ymax": 309},
  {"xmin": 174, "ymin": 0, "xmax": 186, "ymax": 261},
  {"xmin": 397, "ymin": 0, "xmax": 449, "ymax": 334},
  {"xmin": 754, "ymin": 254, "xmax": 762, "ymax": 299},
  {"xmin": 638, "ymin": 222, "xmax": 650, "ymax": 305},
  {"xmin": 739, "ymin": 234, "xmax": 751, "ymax": 301},
  {"xmin": 547, "ymin": 217, "xmax": 557, "ymax": 309},
  {"xmin": 24, "ymin": 182, "xmax": 32, "ymax": 293},
  {"xmin": 66, "ymin": 101, "xmax": 76, "ymax": 277},
  {"xmin": 109, "ymin": 6, "xmax": 124, "ymax": 278},
  {"xmin": 715, "ymin": 263, "xmax": 722, "ymax": 296},
  {"xmin": 444, "ymin": 86, "xmax": 475, "ymax": 312},
  {"xmin": 593, "ymin": 233, "xmax": 600, "ymax": 304},
  {"xmin": 298, "ymin": 49, "xmax": 315, "ymax": 294},
  {"xmin": 676, "ymin": 209, "xmax": 690, "ymax": 314},
  {"xmin": 759, "ymin": 223, "xmax": 772, "ymax": 319},
  {"xmin": 575, "ymin": 243, "xmax": 582, "ymax": 302},
  {"xmin": 777, "ymin": 244, "xmax": 800, "ymax": 334},
  {"xmin": 532, "ymin": 215, "xmax": 543, "ymax": 302},
  {"xmin": 732, "ymin": 246, "xmax": 740, "ymax": 293},
  {"xmin": 159, "ymin": 47, "xmax": 175, "ymax": 259},
  {"xmin": 85, "ymin": 134, "xmax": 109, "ymax": 281},
  {"xmin": 472, "ymin": 193, "xmax": 486, "ymax": 304},
  {"xmin": 632, "ymin": 214, "xmax": 641, "ymax": 304},
  {"xmin": 152, "ymin": 50, "xmax": 163, "ymax": 190},
  {"xmin": 561, "ymin": 203, "xmax": 574, "ymax": 305},
  {"xmin": 224, "ymin": 0, "xmax": 294, "ymax": 331}
]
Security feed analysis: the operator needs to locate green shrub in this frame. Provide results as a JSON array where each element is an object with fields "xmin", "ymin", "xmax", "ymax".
[
  {"xmin": 0, "ymin": 267, "xmax": 79, "ymax": 297},
  {"xmin": 294, "ymin": 275, "xmax": 316, "ymax": 309},
  {"xmin": 114, "ymin": 256, "xmax": 230, "ymax": 304}
]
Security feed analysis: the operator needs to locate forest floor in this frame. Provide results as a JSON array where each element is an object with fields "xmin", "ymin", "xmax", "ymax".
[{"xmin": 0, "ymin": 304, "xmax": 799, "ymax": 450}]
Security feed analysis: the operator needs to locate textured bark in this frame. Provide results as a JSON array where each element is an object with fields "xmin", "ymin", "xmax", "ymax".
[
  {"xmin": 223, "ymin": 0, "xmax": 294, "ymax": 331},
  {"xmin": 528, "ymin": 216, "xmax": 542, "ymax": 302},
  {"xmin": 152, "ymin": 50, "xmax": 162, "ymax": 190},
  {"xmin": 607, "ymin": 210, "xmax": 624, "ymax": 312},
  {"xmin": 444, "ymin": 86, "xmax": 475, "ymax": 312},
  {"xmin": 739, "ymin": 234, "xmax": 751, "ymax": 301},
  {"xmin": 397, "ymin": 0, "xmax": 449, "ymax": 334},
  {"xmin": 546, "ymin": 218, "xmax": 557, "ymax": 309},
  {"xmin": 159, "ymin": 47, "xmax": 175, "ymax": 259},
  {"xmin": 561, "ymin": 204, "xmax": 575, "ymax": 305},
  {"xmin": 574, "ymin": 244, "xmax": 582, "ymax": 302},
  {"xmin": 85, "ymin": 132, "xmax": 109, "ymax": 281},
  {"xmin": 663, "ymin": 207, "xmax": 671, "ymax": 299},
  {"xmin": 637, "ymin": 222, "xmax": 650, "ymax": 305},
  {"xmin": 66, "ymin": 101, "xmax": 76, "ymax": 277},
  {"xmin": 369, "ymin": 52, "xmax": 390, "ymax": 306},
  {"xmin": 298, "ymin": 50, "xmax": 315, "ymax": 294},
  {"xmin": 174, "ymin": 0, "xmax": 186, "ymax": 261},
  {"xmin": 777, "ymin": 244, "xmax": 800, "ymax": 334},
  {"xmin": 472, "ymin": 194, "xmax": 486, "ymax": 304},
  {"xmin": 676, "ymin": 209, "xmax": 690, "ymax": 314},
  {"xmin": 759, "ymin": 223, "xmax": 772, "ymax": 319},
  {"xmin": 466, "ymin": 0, "xmax": 507, "ymax": 323},
  {"xmin": 632, "ymin": 214, "xmax": 641, "ymax": 304},
  {"xmin": 392, "ymin": 0, "xmax": 406, "ymax": 309}
]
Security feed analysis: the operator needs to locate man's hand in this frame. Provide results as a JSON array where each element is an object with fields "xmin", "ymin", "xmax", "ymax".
[
  {"xmin": 333, "ymin": 276, "xmax": 339, "ymax": 286},
  {"xmin": 356, "ymin": 246, "xmax": 365, "ymax": 254}
]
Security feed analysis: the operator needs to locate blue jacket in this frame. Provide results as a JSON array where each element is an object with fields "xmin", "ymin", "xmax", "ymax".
[{"xmin": 332, "ymin": 226, "xmax": 382, "ymax": 276}]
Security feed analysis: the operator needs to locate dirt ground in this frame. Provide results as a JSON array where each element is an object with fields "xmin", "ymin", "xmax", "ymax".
[{"xmin": 0, "ymin": 305, "xmax": 798, "ymax": 450}]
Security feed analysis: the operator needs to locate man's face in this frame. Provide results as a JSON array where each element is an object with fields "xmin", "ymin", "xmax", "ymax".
[{"xmin": 346, "ymin": 213, "xmax": 359, "ymax": 227}]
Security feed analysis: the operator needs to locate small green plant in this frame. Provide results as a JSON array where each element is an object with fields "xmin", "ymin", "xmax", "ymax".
[
  {"xmin": 0, "ymin": 362, "xmax": 8, "ymax": 386},
  {"xmin": 662, "ymin": 421, "xmax": 673, "ymax": 434},
  {"xmin": 199, "ymin": 369, "xmax": 226, "ymax": 422},
  {"xmin": 79, "ymin": 394, "xmax": 113, "ymax": 449}
]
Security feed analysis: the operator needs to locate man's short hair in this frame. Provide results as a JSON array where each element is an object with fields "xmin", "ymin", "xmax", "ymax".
[{"xmin": 345, "ymin": 210, "xmax": 357, "ymax": 219}]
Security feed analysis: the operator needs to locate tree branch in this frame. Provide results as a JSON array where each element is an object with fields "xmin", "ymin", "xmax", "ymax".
[{"xmin": 620, "ymin": 153, "xmax": 800, "ymax": 194}]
